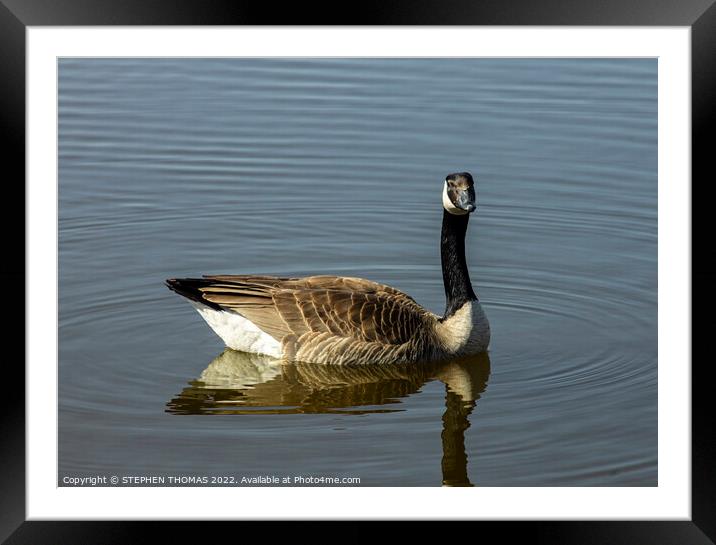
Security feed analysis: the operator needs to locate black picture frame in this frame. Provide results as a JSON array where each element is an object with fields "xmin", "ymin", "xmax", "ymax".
[{"xmin": 1, "ymin": 0, "xmax": 711, "ymax": 542}]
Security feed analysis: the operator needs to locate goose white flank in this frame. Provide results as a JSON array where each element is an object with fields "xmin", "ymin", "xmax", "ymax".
[{"xmin": 166, "ymin": 172, "xmax": 490, "ymax": 365}]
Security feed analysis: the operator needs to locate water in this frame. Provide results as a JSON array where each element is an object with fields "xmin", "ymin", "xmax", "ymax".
[{"xmin": 58, "ymin": 58, "xmax": 657, "ymax": 486}]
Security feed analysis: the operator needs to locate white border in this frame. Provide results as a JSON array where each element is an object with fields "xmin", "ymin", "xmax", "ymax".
[{"xmin": 27, "ymin": 27, "xmax": 691, "ymax": 520}]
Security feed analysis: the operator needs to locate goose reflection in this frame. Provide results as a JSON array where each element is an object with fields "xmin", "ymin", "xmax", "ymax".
[{"xmin": 167, "ymin": 350, "xmax": 490, "ymax": 486}]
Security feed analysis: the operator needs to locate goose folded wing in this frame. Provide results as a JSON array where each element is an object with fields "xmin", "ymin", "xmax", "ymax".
[
  {"xmin": 203, "ymin": 274, "xmax": 416, "ymax": 300},
  {"xmin": 196, "ymin": 281, "xmax": 426, "ymax": 345}
]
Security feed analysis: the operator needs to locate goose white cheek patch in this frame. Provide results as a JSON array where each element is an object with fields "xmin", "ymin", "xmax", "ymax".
[{"xmin": 442, "ymin": 181, "xmax": 469, "ymax": 215}]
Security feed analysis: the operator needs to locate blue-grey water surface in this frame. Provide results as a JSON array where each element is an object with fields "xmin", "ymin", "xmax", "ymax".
[{"xmin": 58, "ymin": 58, "xmax": 657, "ymax": 486}]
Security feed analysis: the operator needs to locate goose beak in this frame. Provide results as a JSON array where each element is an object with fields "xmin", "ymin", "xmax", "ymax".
[{"xmin": 456, "ymin": 189, "xmax": 477, "ymax": 213}]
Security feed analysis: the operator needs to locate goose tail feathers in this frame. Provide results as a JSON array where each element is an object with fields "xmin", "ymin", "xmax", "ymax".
[{"xmin": 165, "ymin": 278, "xmax": 223, "ymax": 310}]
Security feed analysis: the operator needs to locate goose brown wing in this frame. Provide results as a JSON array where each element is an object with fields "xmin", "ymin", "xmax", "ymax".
[
  {"xmin": 187, "ymin": 276, "xmax": 428, "ymax": 344},
  {"xmin": 203, "ymin": 274, "xmax": 414, "ymax": 299}
]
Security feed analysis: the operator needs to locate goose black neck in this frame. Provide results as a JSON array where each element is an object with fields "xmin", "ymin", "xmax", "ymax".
[{"xmin": 441, "ymin": 209, "xmax": 477, "ymax": 318}]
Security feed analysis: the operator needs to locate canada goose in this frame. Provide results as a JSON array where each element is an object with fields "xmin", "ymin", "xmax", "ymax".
[{"xmin": 166, "ymin": 172, "xmax": 490, "ymax": 365}]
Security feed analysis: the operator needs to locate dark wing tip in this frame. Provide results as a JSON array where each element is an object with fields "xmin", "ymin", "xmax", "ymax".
[{"xmin": 164, "ymin": 277, "xmax": 223, "ymax": 310}]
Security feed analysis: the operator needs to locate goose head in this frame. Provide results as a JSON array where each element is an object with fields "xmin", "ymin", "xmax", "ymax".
[{"xmin": 442, "ymin": 172, "xmax": 476, "ymax": 215}]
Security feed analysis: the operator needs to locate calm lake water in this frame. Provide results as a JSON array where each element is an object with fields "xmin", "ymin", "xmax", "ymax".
[{"xmin": 58, "ymin": 58, "xmax": 657, "ymax": 486}]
